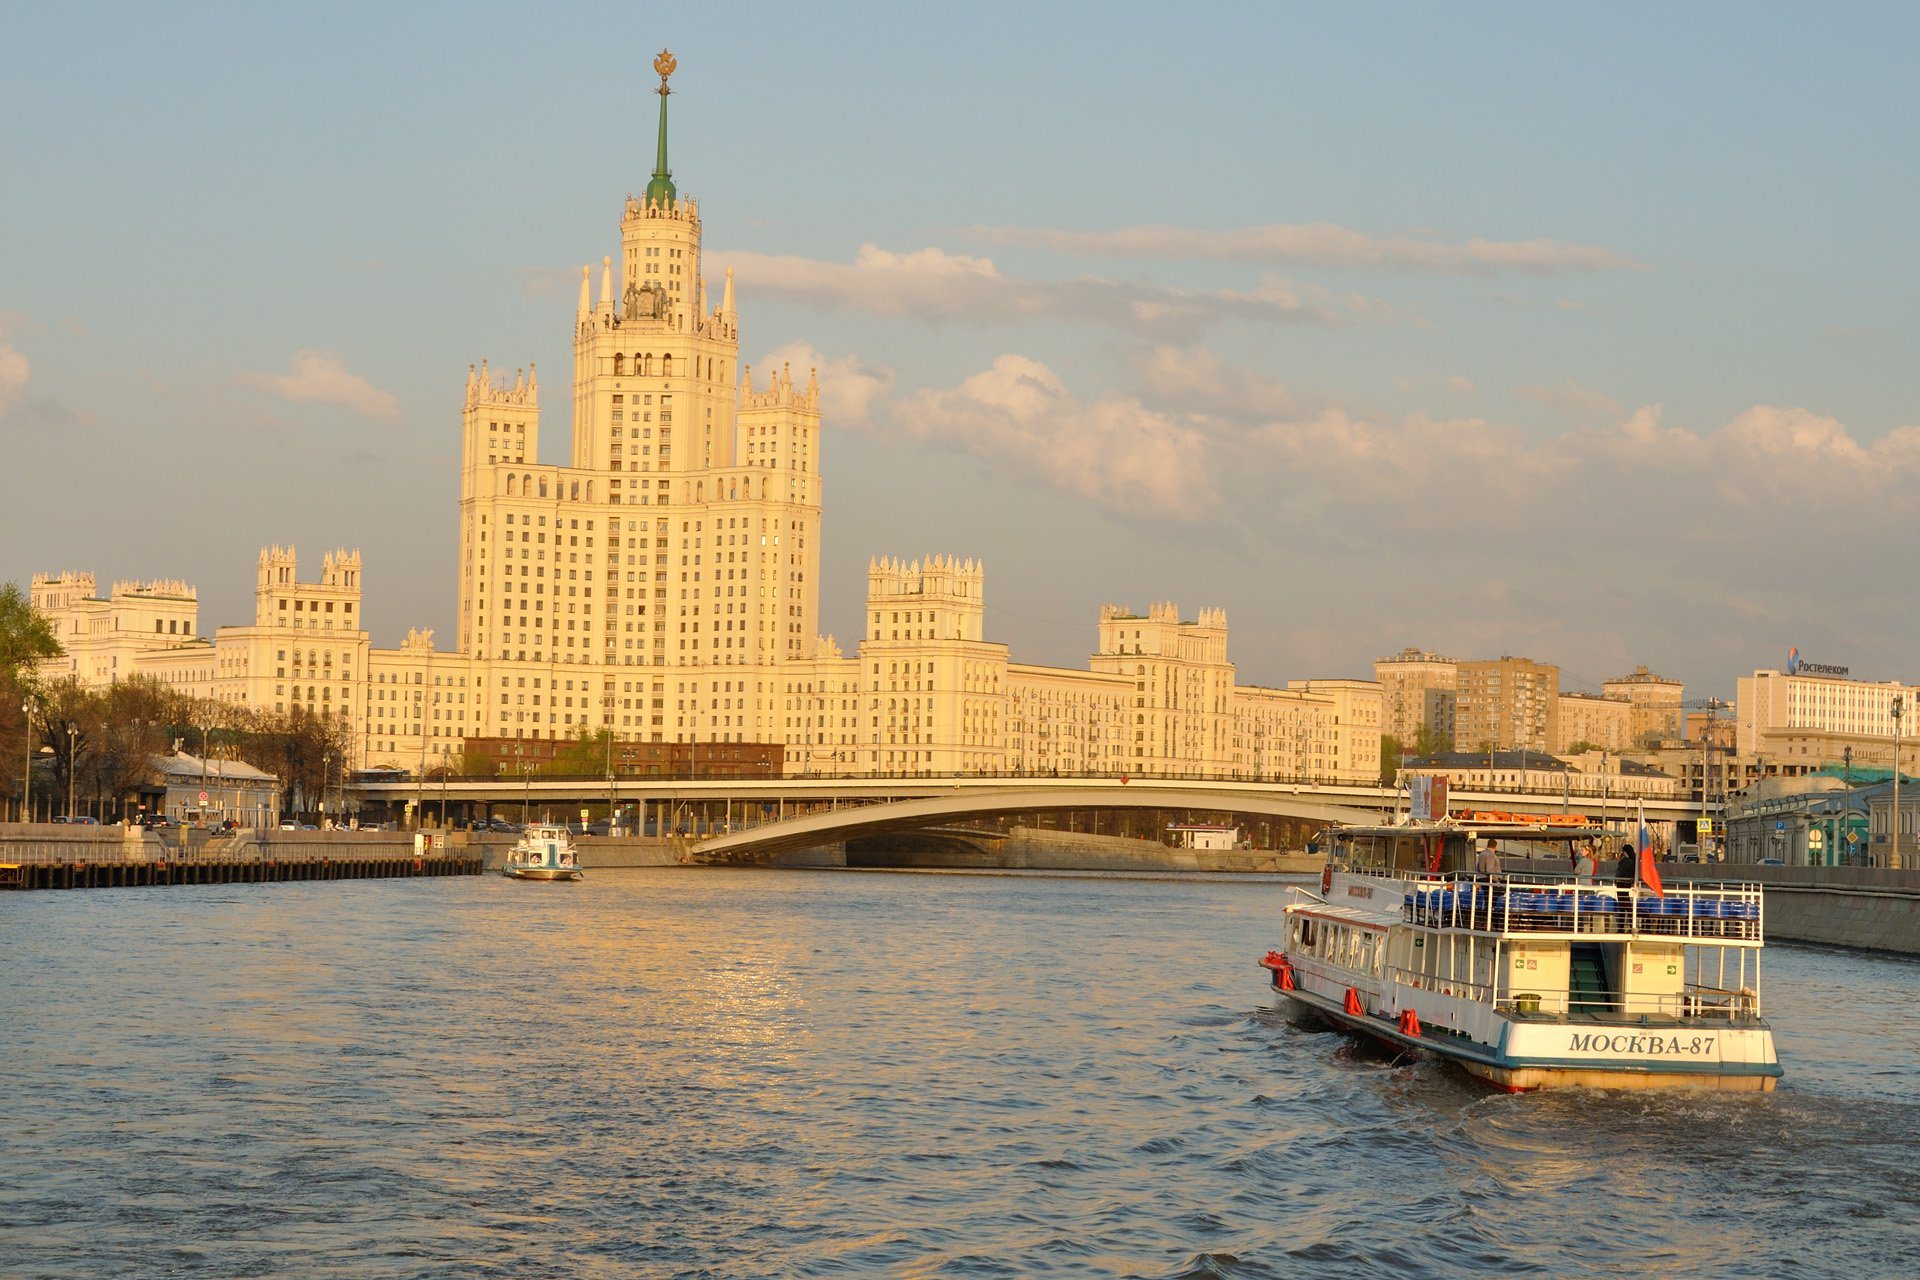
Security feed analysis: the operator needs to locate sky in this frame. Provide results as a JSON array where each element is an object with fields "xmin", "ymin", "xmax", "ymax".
[{"xmin": 4, "ymin": 3, "xmax": 1918, "ymax": 701}]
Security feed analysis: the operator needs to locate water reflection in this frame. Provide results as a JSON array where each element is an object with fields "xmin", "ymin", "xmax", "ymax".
[{"xmin": 1, "ymin": 870, "xmax": 1914, "ymax": 1278}]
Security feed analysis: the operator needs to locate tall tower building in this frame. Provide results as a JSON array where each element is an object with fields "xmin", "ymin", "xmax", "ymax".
[{"xmin": 456, "ymin": 52, "xmax": 823, "ymax": 747}]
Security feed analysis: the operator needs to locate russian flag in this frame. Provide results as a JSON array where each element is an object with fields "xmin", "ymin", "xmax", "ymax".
[{"xmin": 1637, "ymin": 801, "xmax": 1665, "ymax": 897}]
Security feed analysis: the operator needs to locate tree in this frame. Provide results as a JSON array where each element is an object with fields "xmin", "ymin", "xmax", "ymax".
[
  {"xmin": 0, "ymin": 582, "xmax": 60, "ymax": 683},
  {"xmin": 1565, "ymin": 740, "xmax": 1602, "ymax": 755},
  {"xmin": 31, "ymin": 677, "xmax": 94, "ymax": 819},
  {"xmin": 1413, "ymin": 722, "xmax": 1451, "ymax": 758},
  {"xmin": 538, "ymin": 728, "xmax": 616, "ymax": 776},
  {"xmin": 1379, "ymin": 734, "xmax": 1404, "ymax": 784}
]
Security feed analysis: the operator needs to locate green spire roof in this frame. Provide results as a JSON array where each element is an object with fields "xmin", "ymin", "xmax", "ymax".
[{"xmin": 645, "ymin": 51, "xmax": 677, "ymax": 206}]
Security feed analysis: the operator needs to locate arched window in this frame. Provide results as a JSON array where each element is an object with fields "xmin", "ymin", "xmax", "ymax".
[
  {"xmin": 569, "ymin": 482, "xmax": 579, "ymax": 501},
  {"xmin": 662, "ymin": 354, "xmax": 673, "ymax": 377},
  {"xmin": 614, "ymin": 354, "xmax": 625, "ymax": 376},
  {"xmin": 641, "ymin": 354, "xmax": 653, "ymax": 376},
  {"xmin": 585, "ymin": 480, "xmax": 594, "ymax": 501},
  {"xmin": 538, "ymin": 477, "xmax": 548, "ymax": 498},
  {"xmin": 506, "ymin": 474, "xmax": 518, "ymax": 497}
]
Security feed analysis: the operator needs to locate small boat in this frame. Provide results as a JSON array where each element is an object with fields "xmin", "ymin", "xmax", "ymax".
[
  {"xmin": 502, "ymin": 824, "xmax": 584, "ymax": 881},
  {"xmin": 1259, "ymin": 820, "xmax": 1781, "ymax": 1092}
]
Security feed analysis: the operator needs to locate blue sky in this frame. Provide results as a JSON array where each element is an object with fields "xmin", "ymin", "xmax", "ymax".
[{"xmin": 4, "ymin": 3, "xmax": 1918, "ymax": 699}]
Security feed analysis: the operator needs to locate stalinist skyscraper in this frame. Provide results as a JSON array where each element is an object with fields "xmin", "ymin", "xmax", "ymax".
[
  {"xmin": 32, "ymin": 53, "xmax": 1385, "ymax": 787},
  {"xmin": 457, "ymin": 52, "xmax": 824, "ymax": 746}
]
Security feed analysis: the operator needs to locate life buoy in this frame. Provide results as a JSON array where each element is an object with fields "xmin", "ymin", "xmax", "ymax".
[
  {"xmin": 1399, "ymin": 1008, "xmax": 1422, "ymax": 1037},
  {"xmin": 1344, "ymin": 987, "xmax": 1365, "ymax": 1018},
  {"xmin": 1320, "ymin": 863, "xmax": 1334, "ymax": 895}
]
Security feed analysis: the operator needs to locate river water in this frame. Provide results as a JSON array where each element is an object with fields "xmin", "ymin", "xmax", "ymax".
[{"xmin": 2, "ymin": 869, "xmax": 1914, "ymax": 1279}]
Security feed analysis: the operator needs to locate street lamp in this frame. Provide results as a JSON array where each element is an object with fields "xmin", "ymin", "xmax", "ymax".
[
  {"xmin": 20, "ymin": 698, "xmax": 33, "ymax": 824},
  {"xmin": 65, "ymin": 724, "xmax": 77, "ymax": 821},
  {"xmin": 1892, "ymin": 696, "xmax": 1904, "ymax": 871},
  {"xmin": 439, "ymin": 745, "xmax": 450, "ymax": 830}
]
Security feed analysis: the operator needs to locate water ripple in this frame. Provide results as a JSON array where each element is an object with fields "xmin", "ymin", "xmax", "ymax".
[{"xmin": 2, "ymin": 869, "xmax": 1916, "ymax": 1278}]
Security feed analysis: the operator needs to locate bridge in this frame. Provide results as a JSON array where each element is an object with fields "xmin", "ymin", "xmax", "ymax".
[
  {"xmin": 690, "ymin": 786, "xmax": 1375, "ymax": 861},
  {"xmin": 347, "ymin": 772, "xmax": 1711, "ymax": 861}
]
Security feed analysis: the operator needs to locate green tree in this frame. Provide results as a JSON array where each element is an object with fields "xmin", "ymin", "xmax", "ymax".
[
  {"xmin": 0, "ymin": 582, "xmax": 60, "ymax": 683},
  {"xmin": 538, "ymin": 728, "xmax": 616, "ymax": 776},
  {"xmin": 1413, "ymin": 722, "xmax": 1451, "ymax": 758},
  {"xmin": 1379, "ymin": 733, "xmax": 1404, "ymax": 784}
]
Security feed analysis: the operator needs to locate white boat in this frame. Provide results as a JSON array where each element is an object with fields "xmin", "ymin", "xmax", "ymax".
[
  {"xmin": 502, "ymin": 824, "xmax": 585, "ymax": 881},
  {"xmin": 1260, "ymin": 821, "xmax": 1780, "ymax": 1092}
]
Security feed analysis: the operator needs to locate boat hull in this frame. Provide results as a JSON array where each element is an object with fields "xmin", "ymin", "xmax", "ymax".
[
  {"xmin": 1276, "ymin": 983, "xmax": 1779, "ymax": 1093},
  {"xmin": 502, "ymin": 866, "xmax": 584, "ymax": 881}
]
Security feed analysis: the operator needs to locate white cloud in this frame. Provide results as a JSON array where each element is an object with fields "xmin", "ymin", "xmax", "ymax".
[
  {"xmin": 716, "ymin": 244, "xmax": 1391, "ymax": 339},
  {"xmin": 0, "ymin": 343, "xmax": 29, "ymax": 411},
  {"xmin": 1516, "ymin": 378, "xmax": 1623, "ymax": 421},
  {"xmin": 890, "ymin": 355, "xmax": 1220, "ymax": 517},
  {"xmin": 1133, "ymin": 344, "xmax": 1308, "ymax": 421},
  {"xmin": 966, "ymin": 222, "xmax": 1643, "ymax": 275},
  {"xmin": 246, "ymin": 350, "xmax": 400, "ymax": 420},
  {"xmin": 758, "ymin": 341, "xmax": 894, "ymax": 429},
  {"xmin": 1446, "ymin": 374, "xmax": 1476, "ymax": 394}
]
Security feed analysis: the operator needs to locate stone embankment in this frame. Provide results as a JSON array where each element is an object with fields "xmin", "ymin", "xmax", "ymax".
[
  {"xmin": 1716, "ymin": 863, "xmax": 1920, "ymax": 955},
  {"xmin": 0, "ymin": 824, "xmax": 481, "ymax": 890}
]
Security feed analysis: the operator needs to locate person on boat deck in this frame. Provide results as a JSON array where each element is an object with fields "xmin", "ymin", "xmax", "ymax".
[
  {"xmin": 1614, "ymin": 842, "xmax": 1638, "ymax": 893},
  {"xmin": 1574, "ymin": 842, "xmax": 1599, "ymax": 885},
  {"xmin": 1476, "ymin": 838, "xmax": 1503, "ymax": 878}
]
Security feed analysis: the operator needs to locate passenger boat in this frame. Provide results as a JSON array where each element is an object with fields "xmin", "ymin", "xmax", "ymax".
[
  {"xmin": 1259, "ymin": 821, "xmax": 1780, "ymax": 1092},
  {"xmin": 502, "ymin": 824, "xmax": 584, "ymax": 881}
]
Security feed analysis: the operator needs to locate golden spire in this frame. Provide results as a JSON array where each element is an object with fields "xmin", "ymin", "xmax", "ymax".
[{"xmin": 653, "ymin": 49, "xmax": 677, "ymax": 95}]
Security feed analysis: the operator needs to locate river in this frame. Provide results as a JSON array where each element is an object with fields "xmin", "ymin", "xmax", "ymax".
[{"xmin": 2, "ymin": 868, "xmax": 1914, "ymax": 1278}]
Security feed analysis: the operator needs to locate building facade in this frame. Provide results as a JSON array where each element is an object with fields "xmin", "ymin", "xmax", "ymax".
[
  {"xmin": 1454, "ymin": 656, "xmax": 1560, "ymax": 754},
  {"xmin": 1554, "ymin": 692, "xmax": 1632, "ymax": 753},
  {"xmin": 1373, "ymin": 647, "xmax": 1457, "ymax": 747},
  {"xmin": 24, "ymin": 58, "xmax": 1383, "ymax": 786},
  {"xmin": 1602, "ymin": 665, "xmax": 1684, "ymax": 745},
  {"xmin": 1735, "ymin": 665, "xmax": 1920, "ymax": 773}
]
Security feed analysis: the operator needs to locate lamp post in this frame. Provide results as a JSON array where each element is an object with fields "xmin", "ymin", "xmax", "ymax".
[
  {"xmin": 1892, "ymin": 696, "xmax": 1904, "ymax": 870},
  {"xmin": 517, "ymin": 742, "xmax": 534, "ymax": 825},
  {"xmin": 65, "ymin": 724, "xmax": 77, "ymax": 821},
  {"xmin": 1842, "ymin": 744, "xmax": 1854, "ymax": 865},
  {"xmin": 20, "ymin": 698, "xmax": 33, "ymax": 823},
  {"xmin": 439, "ymin": 746, "xmax": 450, "ymax": 830}
]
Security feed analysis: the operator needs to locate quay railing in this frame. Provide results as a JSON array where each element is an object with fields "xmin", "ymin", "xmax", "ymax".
[{"xmin": 1400, "ymin": 874, "xmax": 1763, "ymax": 942}]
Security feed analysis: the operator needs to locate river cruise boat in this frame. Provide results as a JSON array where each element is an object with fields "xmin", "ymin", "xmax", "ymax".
[
  {"xmin": 1259, "ymin": 821, "xmax": 1780, "ymax": 1092},
  {"xmin": 502, "ymin": 825, "xmax": 584, "ymax": 881}
]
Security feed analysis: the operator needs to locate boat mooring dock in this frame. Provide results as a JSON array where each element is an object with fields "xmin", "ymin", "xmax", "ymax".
[{"xmin": 0, "ymin": 824, "xmax": 482, "ymax": 892}]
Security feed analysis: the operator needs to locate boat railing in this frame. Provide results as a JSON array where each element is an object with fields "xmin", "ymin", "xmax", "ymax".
[
  {"xmin": 1399, "ymin": 874, "xmax": 1763, "ymax": 941},
  {"xmin": 1386, "ymin": 964, "xmax": 1496, "ymax": 1007},
  {"xmin": 1490, "ymin": 982, "xmax": 1764, "ymax": 1023}
]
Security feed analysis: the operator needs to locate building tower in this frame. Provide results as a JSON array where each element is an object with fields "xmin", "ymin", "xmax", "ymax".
[{"xmin": 457, "ymin": 53, "xmax": 824, "ymax": 747}]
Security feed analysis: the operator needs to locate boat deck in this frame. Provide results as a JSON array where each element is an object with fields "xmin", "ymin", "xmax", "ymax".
[{"xmin": 1402, "ymin": 876, "xmax": 1762, "ymax": 942}]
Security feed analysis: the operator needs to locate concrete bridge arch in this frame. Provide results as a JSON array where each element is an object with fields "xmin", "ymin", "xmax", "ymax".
[{"xmin": 691, "ymin": 785, "xmax": 1374, "ymax": 863}]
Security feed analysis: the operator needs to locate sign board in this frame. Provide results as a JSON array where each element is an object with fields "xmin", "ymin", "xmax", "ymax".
[
  {"xmin": 1775, "ymin": 821, "xmax": 1786, "ymax": 831},
  {"xmin": 1786, "ymin": 646, "xmax": 1849, "ymax": 677},
  {"xmin": 581, "ymin": 808, "xmax": 590, "ymax": 821},
  {"xmin": 1808, "ymin": 829, "xmax": 1824, "ymax": 848},
  {"xmin": 1699, "ymin": 818, "xmax": 1715, "ymax": 835},
  {"xmin": 197, "ymin": 790, "xmax": 210, "ymax": 804},
  {"xmin": 1410, "ymin": 776, "xmax": 1449, "ymax": 823}
]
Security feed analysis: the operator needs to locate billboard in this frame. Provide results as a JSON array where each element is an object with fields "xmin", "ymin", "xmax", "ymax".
[{"xmin": 1410, "ymin": 775, "xmax": 1449, "ymax": 822}]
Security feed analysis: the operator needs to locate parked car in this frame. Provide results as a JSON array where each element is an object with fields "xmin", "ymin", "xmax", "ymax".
[
  {"xmin": 485, "ymin": 818, "xmax": 522, "ymax": 834},
  {"xmin": 141, "ymin": 815, "xmax": 175, "ymax": 829},
  {"xmin": 278, "ymin": 821, "xmax": 301, "ymax": 831},
  {"xmin": 54, "ymin": 815, "xmax": 100, "ymax": 825}
]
